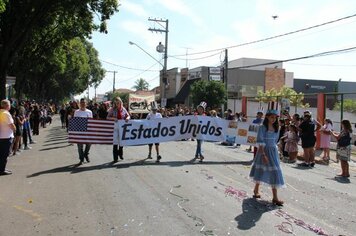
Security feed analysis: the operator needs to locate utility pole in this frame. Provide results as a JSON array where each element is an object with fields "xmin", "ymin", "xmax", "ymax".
[
  {"xmin": 148, "ymin": 18, "xmax": 168, "ymax": 107},
  {"xmin": 106, "ymin": 70, "xmax": 117, "ymax": 93},
  {"xmin": 224, "ymin": 49, "xmax": 228, "ymax": 110}
]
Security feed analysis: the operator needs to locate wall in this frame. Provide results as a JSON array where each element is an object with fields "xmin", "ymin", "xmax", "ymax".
[{"xmin": 229, "ymin": 58, "xmax": 282, "ymax": 71}]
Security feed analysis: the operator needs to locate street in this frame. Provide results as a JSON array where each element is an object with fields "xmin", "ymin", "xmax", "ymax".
[{"xmin": 1, "ymin": 116, "xmax": 355, "ymax": 236}]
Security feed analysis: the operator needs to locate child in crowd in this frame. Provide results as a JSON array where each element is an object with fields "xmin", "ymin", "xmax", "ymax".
[
  {"xmin": 283, "ymin": 124, "xmax": 299, "ymax": 163},
  {"xmin": 194, "ymin": 102, "xmax": 206, "ymax": 162},
  {"xmin": 320, "ymin": 118, "xmax": 333, "ymax": 162}
]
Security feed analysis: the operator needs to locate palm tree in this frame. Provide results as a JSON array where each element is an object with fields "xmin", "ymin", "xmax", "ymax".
[{"xmin": 132, "ymin": 78, "xmax": 149, "ymax": 91}]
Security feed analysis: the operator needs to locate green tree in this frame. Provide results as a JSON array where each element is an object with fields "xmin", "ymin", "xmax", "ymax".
[
  {"xmin": 12, "ymin": 36, "xmax": 103, "ymax": 102},
  {"xmin": 190, "ymin": 80, "xmax": 226, "ymax": 109},
  {"xmin": 334, "ymin": 99, "xmax": 356, "ymax": 113},
  {"xmin": 132, "ymin": 78, "xmax": 149, "ymax": 91},
  {"xmin": 0, "ymin": 0, "xmax": 6, "ymax": 13},
  {"xmin": 0, "ymin": 0, "xmax": 119, "ymax": 99},
  {"xmin": 257, "ymin": 86, "xmax": 309, "ymax": 112}
]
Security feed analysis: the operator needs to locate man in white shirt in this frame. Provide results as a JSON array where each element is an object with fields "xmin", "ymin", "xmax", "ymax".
[
  {"xmin": 0, "ymin": 99, "xmax": 16, "ymax": 175},
  {"xmin": 146, "ymin": 101, "xmax": 163, "ymax": 163},
  {"xmin": 74, "ymin": 98, "xmax": 93, "ymax": 165}
]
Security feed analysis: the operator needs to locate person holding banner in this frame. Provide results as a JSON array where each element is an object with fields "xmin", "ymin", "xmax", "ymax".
[
  {"xmin": 146, "ymin": 101, "xmax": 163, "ymax": 163},
  {"xmin": 194, "ymin": 102, "xmax": 207, "ymax": 162},
  {"xmin": 107, "ymin": 97, "xmax": 130, "ymax": 163},
  {"xmin": 249, "ymin": 101, "xmax": 285, "ymax": 206},
  {"xmin": 74, "ymin": 98, "xmax": 93, "ymax": 165}
]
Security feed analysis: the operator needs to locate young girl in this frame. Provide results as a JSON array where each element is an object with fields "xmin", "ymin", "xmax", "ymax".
[
  {"xmin": 250, "ymin": 102, "xmax": 285, "ymax": 206},
  {"xmin": 320, "ymin": 118, "xmax": 333, "ymax": 162},
  {"xmin": 332, "ymin": 120, "xmax": 352, "ymax": 178},
  {"xmin": 283, "ymin": 124, "xmax": 299, "ymax": 163},
  {"xmin": 194, "ymin": 102, "xmax": 206, "ymax": 162}
]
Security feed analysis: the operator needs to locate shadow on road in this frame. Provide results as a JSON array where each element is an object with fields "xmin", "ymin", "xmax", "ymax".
[
  {"xmin": 26, "ymin": 159, "xmax": 253, "ymax": 177},
  {"xmin": 327, "ymin": 176, "xmax": 351, "ymax": 184},
  {"xmin": 42, "ymin": 141, "xmax": 69, "ymax": 146},
  {"xmin": 115, "ymin": 159, "xmax": 253, "ymax": 169},
  {"xmin": 235, "ymin": 198, "xmax": 276, "ymax": 230},
  {"xmin": 44, "ymin": 137, "xmax": 68, "ymax": 143},
  {"xmin": 39, "ymin": 144, "xmax": 73, "ymax": 151},
  {"xmin": 27, "ymin": 162, "xmax": 117, "ymax": 177}
]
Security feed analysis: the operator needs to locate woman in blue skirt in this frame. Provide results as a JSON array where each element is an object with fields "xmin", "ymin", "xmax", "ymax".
[{"xmin": 249, "ymin": 101, "xmax": 285, "ymax": 206}]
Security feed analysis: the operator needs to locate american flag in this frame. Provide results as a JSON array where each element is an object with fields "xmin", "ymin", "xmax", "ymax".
[{"xmin": 68, "ymin": 117, "xmax": 115, "ymax": 144}]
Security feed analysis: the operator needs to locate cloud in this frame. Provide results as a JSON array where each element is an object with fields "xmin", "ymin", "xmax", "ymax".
[
  {"xmin": 121, "ymin": 1, "xmax": 149, "ymax": 17},
  {"xmin": 155, "ymin": 0, "xmax": 203, "ymax": 26}
]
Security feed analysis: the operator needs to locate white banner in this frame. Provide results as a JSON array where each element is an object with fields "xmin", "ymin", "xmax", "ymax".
[
  {"xmin": 116, "ymin": 116, "xmax": 229, "ymax": 146},
  {"xmin": 68, "ymin": 117, "xmax": 261, "ymax": 146}
]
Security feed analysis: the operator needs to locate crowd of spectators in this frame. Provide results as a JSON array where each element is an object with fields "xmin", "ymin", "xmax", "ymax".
[{"xmin": 7, "ymin": 99, "xmax": 56, "ymax": 155}]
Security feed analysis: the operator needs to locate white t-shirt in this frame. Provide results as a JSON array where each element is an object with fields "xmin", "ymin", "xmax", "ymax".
[
  {"xmin": 74, "ymin": 109, "xmax": 93, "ymax": 118},
  {"xmin": 0, "ymin": 109, "xmax": 14, "ymax": 138},
  {"xmin": 146, "ymin": 112, "xmax": 162, "ymax": 120}
]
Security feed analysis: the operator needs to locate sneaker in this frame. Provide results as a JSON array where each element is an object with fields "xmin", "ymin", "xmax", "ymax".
[
  {"xmin": 0, "ymin": 170, "xmax": 12, "ymax": 176},
  {"xmin": 76, "ymin": 161, "xmax": 83, "ymax": 166},
  {"xmin": 199, "ymin": 155, "xmax": 204, "ymax": 163},
  {"xmin": 147, "ymin": 153, "xmax": 152, "ymax": 159},
  {"xmin": 119, "ymin": 155, "xmax": 124, "ymax": 160},
  {"xmin": 24, "ymin": 146, "xmax": 32, "ymax": 150},
  {"xmin": 310, "ymin": 162, "xmax": 315, "ymax": 167},
  {"xmin": 85, "ymin": 156, "xmax": 90, "ymax": 163}
]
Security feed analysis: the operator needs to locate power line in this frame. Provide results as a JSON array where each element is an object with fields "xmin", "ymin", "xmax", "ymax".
[
  {"xmin": 169, "ymin": 50, "xmax": 223, "ymax": 61},
  {"xmin": 119, "ymin": 62, "xmax": 161, "ymax": 83},
  {"xmin": 287, "ymin": 62, "xmax": 356, "ymax": 67},
  {"xmin": 100, "ymin": 59, "xmax": 160, "ymax": 72},
  {"xmin": 235, "ymin": 45, "xmax": 356, "ymax": 69},
  {"xmin": 172, "ymin": 12, "xmax": 356, "ymax": 57}
]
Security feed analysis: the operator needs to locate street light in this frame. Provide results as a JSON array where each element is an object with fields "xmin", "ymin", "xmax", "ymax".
[
  {"xmin": 128, "ymin": 41, "xmax": 163, "ymax": 67},
  {"xmin": 129, "ymin": 40, "xmax": 167, "ymax": 107}
]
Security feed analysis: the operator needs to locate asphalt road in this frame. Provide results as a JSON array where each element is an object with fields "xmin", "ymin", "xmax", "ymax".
[{"xmin": 1, "ymin": 116, "xmax": 355, "ymax": 236}]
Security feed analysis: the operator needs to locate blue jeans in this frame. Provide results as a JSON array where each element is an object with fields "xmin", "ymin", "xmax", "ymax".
[
  {"xmin": 195, "ymin": 139, "xmax": 203, "ymax": 156},
  {"xmin": 0, "ymin": 138, "xmax": 13, "ymax": 172},
  {"xmin": 77, "ymin": 144, "xmax": 91, "ymax": 161}
]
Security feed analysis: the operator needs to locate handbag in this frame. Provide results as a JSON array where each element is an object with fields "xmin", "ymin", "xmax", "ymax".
[
  {"xmin": 337, "ymin": 146, "xmax": 350, "ymax": 158},
  {"xmin": 337, "ymin": 132, "xmax": 351, "ymax": 147}
]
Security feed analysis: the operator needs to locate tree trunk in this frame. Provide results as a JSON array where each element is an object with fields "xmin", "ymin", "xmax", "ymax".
[{"xmin": 0, "ymin": 69, "xmax": 6, "ymax": 99}]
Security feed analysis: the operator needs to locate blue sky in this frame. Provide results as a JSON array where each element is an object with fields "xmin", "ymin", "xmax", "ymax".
[{"xmin": 85, "ymin": 0, "xmax": 356, "ymax": 98}]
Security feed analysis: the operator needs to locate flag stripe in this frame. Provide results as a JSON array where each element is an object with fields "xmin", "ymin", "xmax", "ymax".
[
  {"xmin": 68, "ymin": 131, "xmax": 113, "ymax": 137},
  {"xmin": 68, "ymin": 117, "xmax": 115, "ymax": 144}
]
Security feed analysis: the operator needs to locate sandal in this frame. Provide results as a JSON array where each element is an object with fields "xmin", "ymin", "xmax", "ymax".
[{"xmin": 272, "ymin": 199, "xmax": 284, "ymax": 206}]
